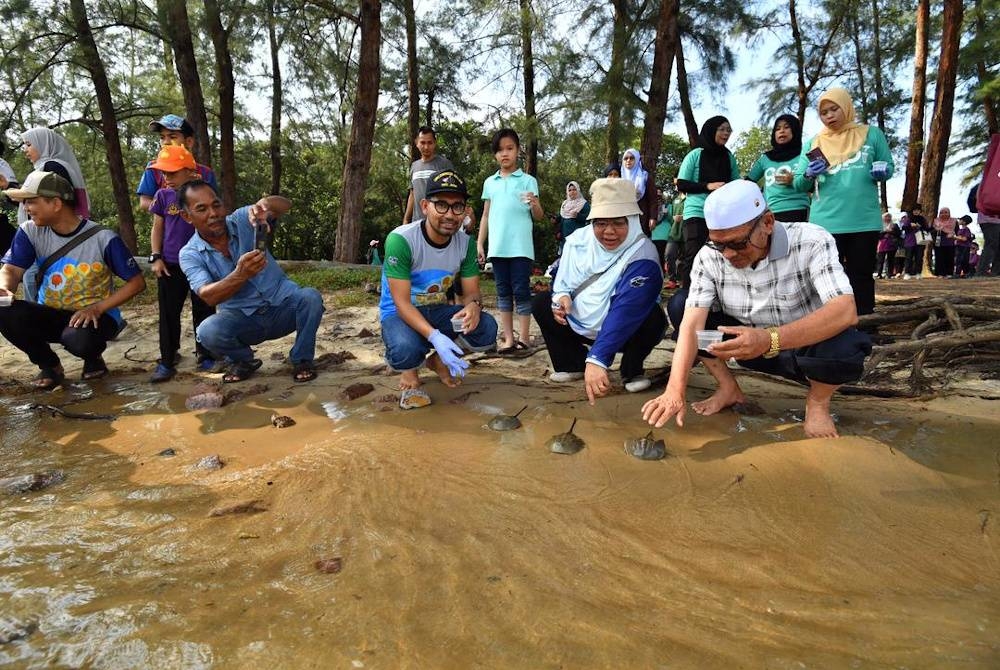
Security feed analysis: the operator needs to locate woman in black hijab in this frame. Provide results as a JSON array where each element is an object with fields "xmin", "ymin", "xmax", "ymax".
[
  {"xmin": 673, "ymin": 116, "xmax": 739, "ymax": 287},
  {"xmin": 746, "ymin": 114, "xmax": 810, "ymax": 222}
]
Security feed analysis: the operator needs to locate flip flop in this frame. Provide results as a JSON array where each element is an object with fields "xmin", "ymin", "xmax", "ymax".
[
  {"xmin": 292, "ymin": 362, "xmax": 318, "ymax": 383},
  {"xmin": 32, "ymin": 366, "xmax": 65, "ymax": 391},
  {"xmin": 81, "ymin": 357, "xmax": 108, "ymax": 381},
  {"xmin": 498, "ymin": 341, "xmax": 533, "ymax": 358},
  {"xmin": 222, "ymin": 358, "xmax": 263, "ymax": 383},
  {"xmin": 399, "ymin": 388, "xmax": 432, "ymax": 410}
]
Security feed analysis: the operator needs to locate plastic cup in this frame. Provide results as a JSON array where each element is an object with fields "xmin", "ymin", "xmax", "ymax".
[
  {"xmin": 696, "ymin": 329, "xmax": 723, "ymax": 350},
  {"xmin": 0, "ymin": 295, "xmax": 12, "ymax": 307},
  {"xmin": 872, "ymin": 160, "xmax": 887, "ymax": 172},
  {"xmin": 450, "ymin": 315, "xmax": 465, "ymax": 333},
  {"xmin": 519, "ymin": 191, "xmax": 533, "ymax": 205}
]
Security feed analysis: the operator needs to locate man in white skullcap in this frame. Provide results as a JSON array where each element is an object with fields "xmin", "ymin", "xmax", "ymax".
[{"xmin": 642, "ymin": 180, "xmax": 871, "ymax": 438}]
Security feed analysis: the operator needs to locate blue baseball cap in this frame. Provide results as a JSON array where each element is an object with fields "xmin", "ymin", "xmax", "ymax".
[{"xmin": 149, "ymin": 114, "xmax": 194, "ymax": 136}]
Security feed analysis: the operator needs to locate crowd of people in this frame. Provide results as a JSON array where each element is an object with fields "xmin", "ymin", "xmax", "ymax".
[{"xmin": 0, "ymin": 86, "xmax": 997, "ymax": 439}]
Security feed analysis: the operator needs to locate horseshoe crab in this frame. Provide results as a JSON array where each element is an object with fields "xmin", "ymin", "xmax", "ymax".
[
  {"xmin": 624, "ymin": 431, "xmax": 667, "ymax": 460},
  {"xmin": 547, "ymin": 418, "xmax": 585, "ymax": 455},
  {"xmin": 488, "ymin": 405, "xmax": 527, "ymax": 431}
]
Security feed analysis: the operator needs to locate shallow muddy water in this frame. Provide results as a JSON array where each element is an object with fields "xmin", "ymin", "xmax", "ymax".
[{"xmin": 1, "ymin": 377, "xmax": 999, "ymax": 668}]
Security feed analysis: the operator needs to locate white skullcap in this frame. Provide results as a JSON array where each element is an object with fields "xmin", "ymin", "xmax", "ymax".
[{"xmin": 704, "ymin": 180, "xmax": 767, "ymax": 230}]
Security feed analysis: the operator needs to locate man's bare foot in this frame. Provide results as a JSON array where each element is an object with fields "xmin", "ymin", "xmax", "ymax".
[
  {"xmin": 691, "ymin": 385, "xmax": 746, "ymax": 416},
  {"xmin": 804, "ymin": 397, "xmax": 839, "ymax": 438},
  {"xmin": 426, "ymin": 353, "xmax": 461, "ymax": 388},
  {"xmin": 399, "ymin": 368, "xmax": 422, "ymax": 391}
]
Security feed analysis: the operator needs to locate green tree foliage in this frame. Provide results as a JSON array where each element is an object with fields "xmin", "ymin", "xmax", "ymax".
[{"xmin": 731, "ymin": 125, "xmax": 772, "ymax": 176}]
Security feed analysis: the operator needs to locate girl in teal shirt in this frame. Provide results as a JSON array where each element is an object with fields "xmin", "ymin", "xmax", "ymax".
[
  {"xmin": 746, "ymin": 114, "xmax": 809, "ymax": 222},
  {"xmin": 794, "ymin": 87, "xmax": 893, "ymax": 316}
]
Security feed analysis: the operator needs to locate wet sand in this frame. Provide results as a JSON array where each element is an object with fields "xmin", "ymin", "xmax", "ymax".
[{"xmin": 2, "ymin": 301, "xmax": 1000, "ymax": 667}]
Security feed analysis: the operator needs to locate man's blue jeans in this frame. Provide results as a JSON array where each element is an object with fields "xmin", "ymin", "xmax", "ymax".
[
  {"xmin": 196, "ymin": 287, "xmax": 324, "ymax": 364},
  {"xmin": 381, "ymin": 304, "xmax": 498, "ymax": 371}
]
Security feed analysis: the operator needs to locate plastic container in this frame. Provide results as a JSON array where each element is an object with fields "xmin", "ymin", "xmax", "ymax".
[
  {"xmin": 0, "ymin": 295, "xmax": 12, "ymax": 307},
  {"xmin": 450, "ymin": 315, "xmax": 465, "ymax": 333},
  {"xmin": 872, "ymin": 160, "xmax": 888, "ymax": 172},
  {"xmin": 696, "ymin": 329, "xmax": 723, "ymax": 350}
]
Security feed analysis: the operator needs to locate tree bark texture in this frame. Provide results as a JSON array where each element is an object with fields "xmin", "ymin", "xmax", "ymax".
[
  {"xmin": 788, "ymin": 0, "xmax": 807, "ymax": 122},
  {"xmin": 158, "ymin": 0, "xmax": 212, "ymax": 166},
  {"xmin": 334, "ymin": 0, "xmax": 381, "ymax": 263},
  {"xmin": 902, "ymin": 0, "xmax": 929, "ymax": 211},
  {"xmin": 675, "ymin": 36, "xmax": 699, "ymax": 148},
  {"xmin": 870, "ymin": 0, "xmax": 888, "ymax": 208},
  {"xmin": 68, "ymin": 0, "xmax": 138, "ymax": 253},
  {"xmin": 919, "ymin": 0, "xmax": 964, "ymax": 219},
  {"xmin": 403, "ymin": 0, "xmax": 419, "ymax": 161},
  {"xmin": 640, "ymin": 0, "xmax": 679, "ymax": 166},
  {"xmin": 519, "ymin": 0, "xmax": 538, "ymax": 176},
  {"xmin": 203, "ymin": 0, "xmax": 237, "ymax": 209},
  {"xmin": 604, "ymin": 0, "xmax": 627, "ymax": 165},
  {"xmin": 267, "ymin": 0, "xmax": 283, "ymax": 195}
]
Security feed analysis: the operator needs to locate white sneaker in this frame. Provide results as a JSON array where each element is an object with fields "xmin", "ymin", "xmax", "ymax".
[
  {"xmin": 549, "ymin": 371, "xmax": 584, "ymax": 382},
  {"xmin": 624, "ymin": 376, "xmax": 652, "ymax": 393}
]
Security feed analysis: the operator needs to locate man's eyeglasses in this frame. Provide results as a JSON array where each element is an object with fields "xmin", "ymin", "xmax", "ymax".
[
  {"xmin": 593, "ymin": 218, "xmax": 629, "ymax": 230},
  {"xmin": 705, "ymin": 214, "xmax": 765, "ymax": 252},
  {"xmin": 429, "ymin": 200, "xmax": 467, "ymax": 215}
]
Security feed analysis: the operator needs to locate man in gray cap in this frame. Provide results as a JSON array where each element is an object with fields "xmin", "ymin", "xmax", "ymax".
[{"xmin": 642, "ymin": 180, "xmax": 871, "ymax": 438}]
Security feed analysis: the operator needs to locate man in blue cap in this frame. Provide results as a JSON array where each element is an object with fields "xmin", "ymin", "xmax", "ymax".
[{"xmin": 136, "ymin": 114, "xmax": 218, "ymax": 211}]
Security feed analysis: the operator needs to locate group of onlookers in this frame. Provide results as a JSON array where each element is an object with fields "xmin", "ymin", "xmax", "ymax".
[{"xmin": 876, "ymin": 206, "xmax": 984, "ymax": 280}]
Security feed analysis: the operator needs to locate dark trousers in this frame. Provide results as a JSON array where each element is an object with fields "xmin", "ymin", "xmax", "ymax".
[
  {"xmin": 158, "ymin": 263, "xmax": 215, "ymax": 364},
  {"xmin": 875, "ymin": 249, "xmax": 896, "ymax": 277},
  {"xmin": 954, "ymin": 246, "xmax": 971, "ymax": 276},
  {"xmin": 666, "ymin": 290, "xmax": 872, "ymax": 386},
  {"xmin": 772, "ymin": 208, "xmax": 809, "ymax": 223},
  {"xmin": 833, "ymin": 231, "xmax": 879, "ymax": 315},
  {"xmin": 0, "ymin": 299, "xmax": 119, "ymax": 369},
  {"xmin": 904, "ymin": 245, "xmax": 923, "ymax": 275},
  {"xmin": 531, "ymin": 291, "xmax": 667, "ymax": 379},
  {"xmin": 934, "ymin": 245, "xmax": 956, "ymax": 277},
  {"xmin": 679, "ymin": 217, "xmax": 708, "ymax": 288}
]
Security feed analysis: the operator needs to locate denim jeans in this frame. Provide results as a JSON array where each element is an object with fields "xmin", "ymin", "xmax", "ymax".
[
  {"xmin": 491, "ymin": 256, "xmax": 533, "ymax": 315},
  {"xmin": 196, "ymin": 286, "xmax": 324, "ymax": 364},
  {"xmin": 381, "ymin": 304, "xmax": 498, "ymax": 371}
]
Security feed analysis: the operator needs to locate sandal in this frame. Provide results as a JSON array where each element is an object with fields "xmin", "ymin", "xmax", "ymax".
[
  {"xmin": 81, "ymin": 357, "xmax": 108, "ymax": 381},
  {"xmin": 292, "ymin": 362, "xmax": 317, "ymax": 383},
  {"xmin": 399, "ymin": 387, "xmax": 432, "ymax": 410},
  {"xmin": 222, "ymin": 358, "xmax": 263, "ymax": 384},
  {"xmin": 32, "ymin": 366, "xmax": 65, "ymax": 391},
  {"xmin": 497, "ymin": 341, "xmax": 532, "ymax": 357}
]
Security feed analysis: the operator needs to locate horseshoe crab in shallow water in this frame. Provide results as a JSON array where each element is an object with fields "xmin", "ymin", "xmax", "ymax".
[
  {"xmin": 624, "ymin": 432, "xmax": 667, "ymax": 460},
  {"xmin": 488, "ymin": 405, "xmax": 528, "ymax": 431},
  {"xmin": 547, "ymin": 418, "xmax": 585, "ymax": 455}
]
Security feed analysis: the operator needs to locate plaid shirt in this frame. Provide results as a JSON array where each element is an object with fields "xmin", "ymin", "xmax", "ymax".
[{"xmin": 687, "ymin": 221, "xmax": 853, "ymax": 327}]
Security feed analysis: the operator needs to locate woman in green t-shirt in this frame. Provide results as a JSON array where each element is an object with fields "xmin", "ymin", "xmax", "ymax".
[
  {"xmin": 794, "ymin": 87, "xmax": 893, "ymax": 316},
  {"xmin": 746, "ymin": 114, "xmax": 809, "ymax": 222}
]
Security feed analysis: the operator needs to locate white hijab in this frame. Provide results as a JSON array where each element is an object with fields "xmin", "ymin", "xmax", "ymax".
[
  {"xmin": 19, "ymin": 127, "xmax": 90, "ymax": 223},
  {"xmin": 553, "ymin": 214, "xmax": 647, "ymax": 338},
  {"xmin": 620, "ymin": 148, "xmax": 647, "ymax": 200}
]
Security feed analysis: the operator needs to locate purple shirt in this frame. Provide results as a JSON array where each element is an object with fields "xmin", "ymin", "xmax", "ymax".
[
  {"xmin": 954, "ymin": 224, "xmax": 973, "ymax": 247},
  {"xmin": 149, "ymin": 187, "xmax": 197, "ymax": 264}
]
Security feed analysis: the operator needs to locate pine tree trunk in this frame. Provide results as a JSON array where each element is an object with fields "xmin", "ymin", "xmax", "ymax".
[
  {"xmin": 203, "ymin": 0, "xmax": 237, "ymax": 209},
  {"xmin": 902, "ymin": 0, "xmax": 929, "ymax": 211},
  {"xmin": 68, "ymin": 0, "xmax": 137, "ymax": 253},
  {"xmin": 605, "ymin": 0, "xmax": 627, "ymax": 165},
  {"xmin": 404, "ymin": 0, "xmax": 419, "ymax": 161},
  {"xmin": 871, "ymin": 0, "xmax": 888, "ymax": 209},
  {"xmin": 639, "ymin": 0, "xmax": 679, "ymax": 224},
  {"xmin": 789, "ymin": 0, "xmax": 808, "ymax": 122},
  {"xmin": 519, "ymin": 0, "xmax": 538, "ymax": 176},
  {"xmin": 918, "ymin": 0, "xmax": 963, "ymax": 219},
  {"xmin": 267, "ymin": 0, "xmax": 283, "ymax": 195},
  {"xmin": 158, "ymin": 0, "xmax": 212, "ymax": 166},
  {"xmin": 333, "ymin": 0, "xmax": 381, "ymax": 263},
  {"xmin": 675, "ymin": 37, "xmax": 699, "ymax": 147}
]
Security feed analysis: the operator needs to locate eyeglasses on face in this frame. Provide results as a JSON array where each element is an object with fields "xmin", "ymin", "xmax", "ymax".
[
  {"xmin": 705, "ymin": 214, "xmax": 764, "ymax": 252},
  {"xmin": 429, "ymin": 200, "xmax": 467, "ymax": 215},
  {"xmin": 592, "ymin": 218, "xmax": 629, "ymax": 230}
]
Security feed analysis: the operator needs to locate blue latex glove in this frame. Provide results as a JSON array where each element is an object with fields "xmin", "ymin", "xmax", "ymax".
[
  {"xmin": 805, "ymin": 159, "xmax": 828, "ymax": 179},
  {"xmin": 427, "ymin": 329, "xmax": 469, "ymax": 378},
  {"xmin": 870, "ymin": 166, "xmax": 888, "ymax": 181}
]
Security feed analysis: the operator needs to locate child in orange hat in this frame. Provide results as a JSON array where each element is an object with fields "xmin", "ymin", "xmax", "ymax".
[{"xmin": 148, "ymin": 145, "xmax": 216, "ymax": 382}]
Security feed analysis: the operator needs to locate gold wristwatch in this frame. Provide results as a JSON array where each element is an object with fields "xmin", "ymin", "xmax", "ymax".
[{"xmin": 764, "ymin": 327, "xmax": 781, "ymax": 359}]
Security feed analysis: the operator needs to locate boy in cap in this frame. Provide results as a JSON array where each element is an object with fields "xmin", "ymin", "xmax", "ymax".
[
  {"xmin": 642, "ymin": 180, "xmax": 871, "ymax": 438},
  {"xmin": 380, "ymin": 169, "xmax": 498, "ymax": 409},
  {"xmin": 0, "ymin": 171, "xmax": 145, "ymax": 389},
  {"xmin": 147, "ymin": 145, "xmax": 217, "ymax": 382},
  {"xmin": 136, "ymin": 114, "xmax": 218, "ymax": 211}
]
